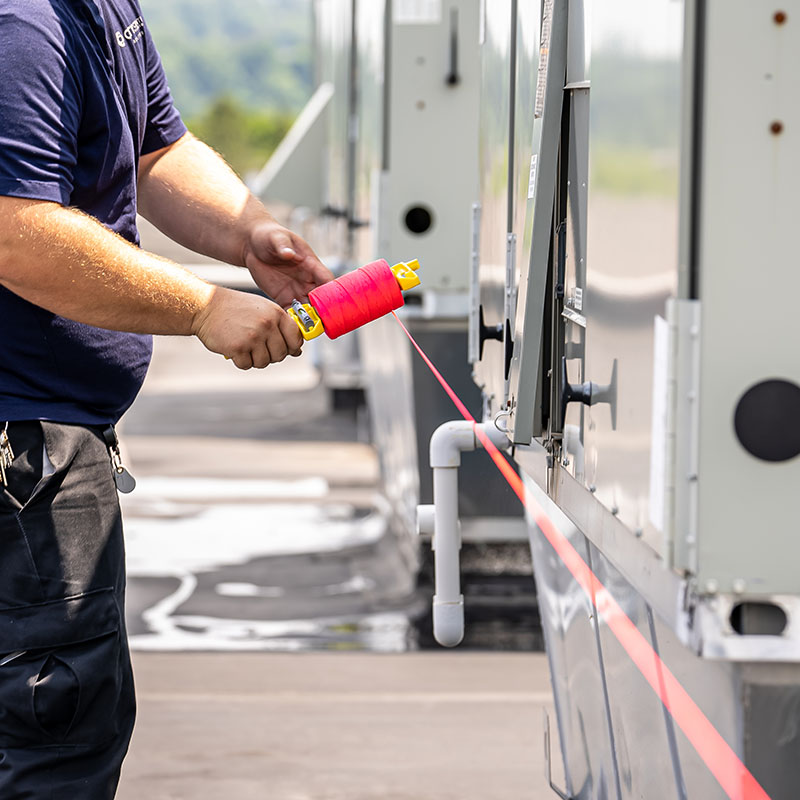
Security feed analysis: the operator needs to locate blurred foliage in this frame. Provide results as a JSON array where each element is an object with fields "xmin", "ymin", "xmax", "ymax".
[
  {"xmin": 590, "ymin": 53, "xmax": 681, "ymax": 149},
  {"xmin": 186, "ymin": 95, "xmax": 294, "ymax": 177},
  {"xmin": 140, "ymin": 0, "xmax": 313, "ymax": 118},
  {"xmin": 591, "ymin": 146, "xmax": 679, "ymax": 197},
  {"xmin": 590, "ymin": 52, "xmax": 682, "ymax": 195}
]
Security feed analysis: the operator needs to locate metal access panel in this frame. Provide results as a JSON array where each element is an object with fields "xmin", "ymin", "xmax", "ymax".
[
  {"xmin": 470, "ymin": 0, "xmax": 515, "ymax": 412},
  {"xmin": 506, "ymin": 0, "xmax": 569, "ymax": 443},
  {"xmin": 315, "ymin": 0, "xmax": 354, "ymax": 228},
  {"xmin": 470, "ymin": 0, "xmax": 545, "ymax": 418},
  {"xmin": 577, "ymin": 0, "xmax": 684, "ymax": 548},
  {"xmin": 353, "ymin": 1, "xmax": 523, "ymax": 541},
  {"xmin": 690, "ymin": 0, "xmax": 800, "ymax": 596},
  {"xmin": 376, "ymin": 0, "xmax": 481, "ymax": 290},
  {"xmin": 351, "ymin": 0, "xmax": 388, "ymax": 265}
]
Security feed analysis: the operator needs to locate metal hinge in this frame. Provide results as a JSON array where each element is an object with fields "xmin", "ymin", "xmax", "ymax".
[{"xmin": 663, "ymin": 299, "xmax": 701, "ymax": 574}]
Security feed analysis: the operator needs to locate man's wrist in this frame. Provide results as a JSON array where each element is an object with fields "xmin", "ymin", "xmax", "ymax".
[
  {"xmin": 188, "ymin": 283, "xmax": 220, "ymax": 337},
  {"xmin": 238, "ymin": 197, "xmax": 279, "ymax": 268}
]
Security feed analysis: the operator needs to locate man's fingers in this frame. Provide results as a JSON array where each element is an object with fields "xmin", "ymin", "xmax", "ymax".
[
  {"xmin": 193, "ymin": 288, "xmax": 305, "ymax": 366},
  {"xmin": 279, "ymin": 311, "xmax": 304, "ymax": 357},
  {"xmin": 251, "ymin": 342, "xmax": 272, "ymax": 369},
  {"xmin": 266, "ymin": 330, "xmax": 288, "ymax": 363},
  {"xmin": 269, "ymin": 229, "xmax": 297, "ymax": 260},
  {"xmin": 231, "ymin": 350, "xmax": 254, "ymax": 370}
]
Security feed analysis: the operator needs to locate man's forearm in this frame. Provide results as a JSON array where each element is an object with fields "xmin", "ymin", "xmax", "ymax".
[
  {"xmin": 0, "ymin": 197, "xmax": 214, "ymax": 334},
  {"xmin": 137, "ymin": 132, "xmax": 272, "ymax": 268}
]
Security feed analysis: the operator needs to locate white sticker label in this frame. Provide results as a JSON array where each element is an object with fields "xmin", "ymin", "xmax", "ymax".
[
  {"xmin": 527, "ymin": 154, "xmax": 538, "ymax": 199},
  {"xmin": 573, "ymin": 287, "xmax": 583, "ymax": 311},
  {"xmin": 649, "ymin": 315, "xmax": 669, "ymax": 532},
  {"xmin": 535, "ymin": 0, "xmax": 554, "ymax": 118},
  {"xmin": 394, "ymin": 0, "xmax": 442, "ymax": 24}
]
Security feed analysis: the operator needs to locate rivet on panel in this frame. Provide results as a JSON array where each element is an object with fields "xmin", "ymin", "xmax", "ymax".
[
  {"xmin": 774, "ymin": 11, "xmax": 787, "ymax": 24},
  {"xmin": 770, "ymin": 120, "xmax": 784, "ymax": 135},
  {"xmin": 705, "ymin": 579, "xmax": 719, "ymax": 595},
  {"xmin": 732, "ymin": 578, "xmax": 746, "ymax": 595}
]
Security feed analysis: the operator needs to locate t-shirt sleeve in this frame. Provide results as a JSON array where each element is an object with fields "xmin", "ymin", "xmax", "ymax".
[
  {"xmin": 140, "ymin": 23, "xmax": 187, "ymax": 155},
  {"xmin": 0, "ymin": 7, "xmax": 82, "ymax": 203}
]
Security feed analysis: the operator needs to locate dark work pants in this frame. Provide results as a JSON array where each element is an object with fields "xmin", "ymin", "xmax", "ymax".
[{"xmin": 0, "ymin": 422, "xmax": 136, "ymax": 799}]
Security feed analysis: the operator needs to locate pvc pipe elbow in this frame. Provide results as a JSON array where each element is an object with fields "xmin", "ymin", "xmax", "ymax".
[
  {"xmin": 429, "ymin": 420, "xmax": 477, "ymax": 468},
  {"xmin": 474, "ymin": 420, "xmax": 511, "ymax": 452}
]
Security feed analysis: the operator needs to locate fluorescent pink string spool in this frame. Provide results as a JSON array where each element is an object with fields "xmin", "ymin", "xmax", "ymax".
[{"xmin": 309, "ymin": 259, "xmax": 404, "ymax": 339}]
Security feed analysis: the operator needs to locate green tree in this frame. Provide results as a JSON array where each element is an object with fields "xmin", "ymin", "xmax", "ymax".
[
  {"xmin": 187, "ymin": 95, "xmax": 294, "ymax": 177},
  {"xmin": 140, "ymin": 0, "xmax": 313, "ymax": 118}
]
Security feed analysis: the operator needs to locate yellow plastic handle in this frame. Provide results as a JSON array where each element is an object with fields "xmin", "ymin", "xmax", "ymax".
[{"xmin": 288, "ymin": 302, "xmax": 325, "ymax": 340}]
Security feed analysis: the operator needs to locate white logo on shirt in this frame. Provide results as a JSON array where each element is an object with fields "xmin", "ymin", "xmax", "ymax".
[{"xmin": 115, "ymin": 16, "xmax": 145, "ymax": 48}]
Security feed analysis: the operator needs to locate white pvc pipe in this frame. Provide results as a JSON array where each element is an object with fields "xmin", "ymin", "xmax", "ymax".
[
  {"xmin": 426, "ymin": 418, "xmax": 512, "ymax": 648},
  {"xmin": 432, "ymin": 466, "xmax": 464, "ymax": 647}
]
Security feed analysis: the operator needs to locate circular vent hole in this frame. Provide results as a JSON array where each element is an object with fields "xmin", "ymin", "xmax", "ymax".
[
  {"xmin": 404, "ymin": 205, "xmax": 434, "ymax": 235},
  {"xmin": 734, "ymin": 379, "xmax": 800, "ymax": 462}
]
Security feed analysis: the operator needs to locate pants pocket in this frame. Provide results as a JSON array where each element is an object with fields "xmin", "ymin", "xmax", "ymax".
[{"xmin": 0, "ymin": 588, "xmax": 124, "ymax": 748}]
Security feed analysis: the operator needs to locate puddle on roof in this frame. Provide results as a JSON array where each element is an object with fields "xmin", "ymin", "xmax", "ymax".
[{"xmin": 122, "ymin": 478, "xmax": 539, "ymax": 653}]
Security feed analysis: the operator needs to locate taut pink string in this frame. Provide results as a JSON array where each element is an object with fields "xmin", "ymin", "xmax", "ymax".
[{"xmin": 392, "ymin": 310, "xmax": 773, "ymax": 800}]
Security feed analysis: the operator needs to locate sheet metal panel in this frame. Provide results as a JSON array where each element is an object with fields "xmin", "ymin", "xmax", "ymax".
[
  {"xmin": 526, "ymin": 473, "xmax": 800, "ymax": 798},
  {"xmin": 588, "ymin": 543, "xmax": 730, "ymax": 799},
  {"xmin": 506, "ymin": 0, "xmax": 569, "ymax": 443},
  {"xmin": 381, "ymin": 1, "xmax": 481, "ymax": 291},
  {"xmin": 352, "ymin": 0, "xmax": 387, "ymax": 264},
  {"xmin": 472, "ymin": 0, "xmax": 514, "ymax": 411},
  {"xmin": 315, "ymin": 0, "xmax": 354, "ymax": 219},
  {"xmin": 510, "ymin": 0, "xmax": 541, "ymax": 297},
  {"xmin": 693, "ymin": 0, "xmax": 800, "ymax": 595},
  {"xmin": 526, "ymin": 476, "xmax": 622, "ymax": 800},
  {"xmin": 581, "ymin": 0, "xmax": 683, "ymax": 544}
]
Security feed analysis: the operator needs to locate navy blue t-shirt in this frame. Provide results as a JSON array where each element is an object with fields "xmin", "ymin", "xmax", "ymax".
[{"xmin": 0, "ymin": 0, "xmax": 187, "ymax": 424}]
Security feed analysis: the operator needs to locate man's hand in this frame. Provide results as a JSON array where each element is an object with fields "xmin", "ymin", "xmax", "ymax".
[
  {"xmin": 139, "ymin": 135, "xmax": 335, "ymax": 307},
  {"xmin": 243, "ymin": 219, "xmax": 335, "ymax": 308},
  {"xmin": 191, "ymin": 287, "xmax": 304, "ymax": 369}
]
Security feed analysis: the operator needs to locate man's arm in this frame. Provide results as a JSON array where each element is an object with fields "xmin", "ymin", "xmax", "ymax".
[
  {"xmin": 138, "ymin": 132, "xmax": 335, "ymax": 307},
  {"xmin": 0, "ymin": 196, "xmax": 303, "ymax": 369}
]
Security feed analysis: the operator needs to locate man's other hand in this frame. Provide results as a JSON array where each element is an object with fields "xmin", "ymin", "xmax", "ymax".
[
  {"xmin": 243, "ymin": 220, "xmax": 335, "ymax": 308},
  {"xmin": 191, "ymin": 287, "xmax": 304, "ymax": 369}
]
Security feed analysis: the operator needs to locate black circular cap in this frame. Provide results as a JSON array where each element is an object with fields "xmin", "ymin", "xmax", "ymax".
[
  {"xmin": 734, "ymin": 379, "xmax": 800, "ymax": 462},
  {"xmin": 403, "ymin": 205, "xmax": 433, "ymax": 235}
]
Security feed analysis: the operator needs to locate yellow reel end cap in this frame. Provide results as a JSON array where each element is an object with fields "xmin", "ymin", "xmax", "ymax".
[
  {"xmin": 391, "ymin": 260, "xmax": 422, "ymax": 291},
  {"xmin": 288, "ymin": 303, "xmax": 325, "ymax": 340}
]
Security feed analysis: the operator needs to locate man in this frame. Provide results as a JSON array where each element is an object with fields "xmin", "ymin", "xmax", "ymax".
[{"xmin": 0, "ymin": 0, "xmax": 334, "ymax": 796}]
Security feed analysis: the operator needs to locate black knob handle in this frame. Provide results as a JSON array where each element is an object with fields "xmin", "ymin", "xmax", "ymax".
[
  {"xmin": 478, "ymin": 305, "xmax": 503, "ymax": 360},
  {"xmin": 560, "ymin": 357, "xmax": 618, "ymax": 430},
  {"xmin": 320, "ymin": 204, "xmax": 348, "ymax": 219}
]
